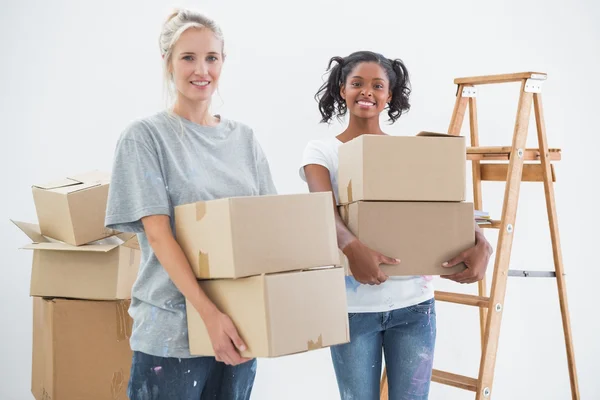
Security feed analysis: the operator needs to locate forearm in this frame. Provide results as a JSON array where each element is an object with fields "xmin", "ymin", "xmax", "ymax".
[
  {"xmin": 149, "ymin": 234, "xmax": 218, "ymax": 320},
  {"xmin": 332, "ymin": 198, "xmax": 357, "ymax": 251}
]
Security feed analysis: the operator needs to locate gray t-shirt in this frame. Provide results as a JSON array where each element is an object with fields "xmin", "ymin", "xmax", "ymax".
[{"xmin": 105, "ymin": 110, "xmax": 277, "ymax": 358}]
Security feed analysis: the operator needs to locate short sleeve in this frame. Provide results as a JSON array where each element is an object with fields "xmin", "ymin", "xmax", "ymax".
[
  {"xmin": 299, "ymin": 140, "xmax": 331, "ymax": 182},
  {"xmin": 105, "ymin": 132, "xmax": 171, "ymax": 233},
  {"xmin": 252, "ymin": 136, "xmax": 278, "ymax": 196}
]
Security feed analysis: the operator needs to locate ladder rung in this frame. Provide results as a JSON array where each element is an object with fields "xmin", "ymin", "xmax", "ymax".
[
  {"xmin": 435, "ymin": 291, "xmax": 490, "ymax": 307},
  {"xmin": 467, "ymin": 146, "xmax": 561, "ymax": 161},
  {"xmin": 480, "ymin": 164, "xmax": 556, "ymax": 182},
  {"xmin": 509, "ymin": 270, "xmax": 557, "ymax": 278},
  {"xmin": 454, "ymin": 72, "xmax": 547, "ymax": 85},
  {"xmin": 478, "ymin": 219, "xmax": 501, "ymax": 229},
  {"xmin": 432, "ymin": 369, "xmax": 478, "ymax": 392}
]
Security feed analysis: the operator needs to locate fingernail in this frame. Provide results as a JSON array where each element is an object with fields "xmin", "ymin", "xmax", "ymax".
[
  {"xmin": 240, "ymin": 345, "xmax": 247, "ymax": 351},
  {"xmin": 395, "ymin": 258, "xmax": 401, "ymax": 263},
  {"xmin": 442, "ymin": 262, "xmax": 448, "ymax": 267}
]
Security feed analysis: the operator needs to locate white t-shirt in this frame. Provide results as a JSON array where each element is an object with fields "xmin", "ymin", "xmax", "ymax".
[{"xmin": 300, "ymin": 137, "xmax": 435, "ymax": 313}]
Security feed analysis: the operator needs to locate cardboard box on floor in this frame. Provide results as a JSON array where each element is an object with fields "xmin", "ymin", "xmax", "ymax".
[
  {"xmin": 32, "ymin": 171, "xmax": 116, "ymax": 246},
  {"xmin": 187, "ymin": 267, "xmax": 349, "ymax": 358},
  {"xmin": 32, "ymin": 297, "xmax": 133, "ymax": 400},
  {"xmin": 12, "ymin": 220, "xmax": 140, "ymax": 300},
  {"xmin": 339, "ymin": 201, "xmax": 475, "ymax": 276},
  {"xmin": 175, "ymin": 193, "xmax": 340, "ymax": 279},
  {"xmin": 338, "ymin": 132, "xmax": 467, "ymax": 204}
]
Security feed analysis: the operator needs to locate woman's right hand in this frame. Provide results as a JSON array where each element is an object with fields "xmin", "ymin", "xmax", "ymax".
[
  {"xmin": 342, "ymin": 239, "xmax": 400, "ymax": 285},
  {"xmin": 203, "ymin": 308, "xmax": 251, "ymax": 366}
]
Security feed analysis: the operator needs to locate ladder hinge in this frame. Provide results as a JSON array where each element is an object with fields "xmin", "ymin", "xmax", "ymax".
[
  {"xmin": 462, "ymin": 86, "xmax": 477, "ymax": 97},
  {"xmin": 524, "ymin": 78, "xmax": 545, "ymax": 93}
]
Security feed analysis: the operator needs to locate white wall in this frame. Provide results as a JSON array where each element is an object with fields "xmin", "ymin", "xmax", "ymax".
[{"xmin": 1, "ymin": 0, "xmax": 598, "ymax": 399}]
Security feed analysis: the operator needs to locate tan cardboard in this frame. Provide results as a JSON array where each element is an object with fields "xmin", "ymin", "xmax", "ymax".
[
  {"xmin": 339, "ymin": 201, "xmax": 475, "ymax": 276},
  {"xmin": 13, "ymin": 220, "xmax": 140, "ymax": 300},
  {"xmin": 187, "ymin": 267, "xmax": 350, "ymax": 358},
  {"xmin": 175, "ymin": 193, "xmax": 340, "ymax": 279},
  {"xmin": 338, "ymin": 133, "xmax": 466, "ymax": 204},
  {"xmin": 32, "ymin": 171, "xmax": 116, "ymax": 245},
  {"xmin": 32, "ymin": 298, "xmax": 132, "ymax": 400}
]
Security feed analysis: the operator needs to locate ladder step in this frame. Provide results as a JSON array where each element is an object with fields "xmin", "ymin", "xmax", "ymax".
[
  {"xmin": 467, "ymin": 146, "xmax": 561, "ymax": 161},
  {"xmin": 432, "ymin": 369, "xmax": 478, "ymax": 392},
  {"xmin": 454, "ymin": 71, "xmax": 546, "ymax": 85},
  {"xmin": 435, "ymin": 291, "xmax": 490, "ymax": 307},
  {"xmin": 509, "ymin": 270, "xmax": 557, "ymax": 278},
  {"xmin": 480, "ymin": 164, "xmax": 556, "ymax": 182}
]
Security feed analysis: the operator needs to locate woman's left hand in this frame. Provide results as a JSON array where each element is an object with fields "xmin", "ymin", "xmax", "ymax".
[{"xmin": 440, "ymin": 231, "xmax": 493, "ymax": 284}]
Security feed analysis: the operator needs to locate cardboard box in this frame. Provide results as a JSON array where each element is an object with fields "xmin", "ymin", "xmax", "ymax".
[
  {"xmin": 338, "ymin": 133, "xmax": 466, "ymax": 204},
  {"xmin": 187, "ymin": 267, "xmax": 349, "ymax": 358},
  {"xmin": 13, "ymin": 220, "xmax": 140, "ymax": 300},
  {"xmin": 175, "ymin": 193, "xmax": 340, "ymax": 279},
  {"xmin": 32, "ymin": 171, "xmax": 116, "ymax": 246},
  {"xmin": 32, "ymin": 297, "xmax": 133, "ymax": 400},
  {"xmin": 339, "ymin": 201, "xmax": 475, "ymax": 276}
]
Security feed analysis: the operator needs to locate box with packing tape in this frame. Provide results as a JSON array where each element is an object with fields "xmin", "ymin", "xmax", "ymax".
[
  {"xmin": 32, "ymin": 170, "xmax": 116, "ymax": 246},
  {"xmin": 339, "ymin": 201, "xmax": 475, "ymax": 276},
  {"xmin": 12, "ymin": 220, "xmax": 140, "ymax": 300},
  {"xmin": 338, "ymin": 132, "xmax": 466, "ymax": 204},
  {"xmin": 175, "ymin": 193, "xmax": 340, "ymax": 279},
  {"xmin": 187, "ymin": 267, "xmax": 349, "ymax": 358},
  {"xmin": 32, "ymin": 297, "xmax": 133, "ymax": 400}
]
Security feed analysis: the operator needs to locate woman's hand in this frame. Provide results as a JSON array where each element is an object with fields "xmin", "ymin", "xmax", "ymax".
[
  {"xmin": 203, "ymin": 307, "xmax": 251, "ymax": 366},
  {"xmin": 343, "ymin": 239, "xmax": 400, "ymax": 285}
]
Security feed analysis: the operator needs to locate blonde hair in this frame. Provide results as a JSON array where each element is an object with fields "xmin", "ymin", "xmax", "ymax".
[{"xmin": 159, "ymin": 9, "xmax": 225, "ymax": 104}]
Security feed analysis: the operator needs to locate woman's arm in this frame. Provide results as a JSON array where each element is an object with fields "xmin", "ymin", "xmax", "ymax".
[
  {"xmin": 303, "ymin": 164, "xmax": 400, "ymax": 285},
  {"xmin": 142, "ymin": 215, "xmax": 251, "ymax": 365}
]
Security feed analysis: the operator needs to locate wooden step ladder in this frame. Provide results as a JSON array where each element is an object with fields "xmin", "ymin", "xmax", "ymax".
[{"xmin": 379, "ymin": 72, "xmax": 580, "ymax": 399}]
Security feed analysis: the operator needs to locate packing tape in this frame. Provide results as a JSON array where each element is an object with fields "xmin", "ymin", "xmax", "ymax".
[
  {"xmin": 340, "ymin": 204, "xmax": 350, "ymax": 225},
  {"xmin": 129, "ymin": 248, "xmax": 135, "ymax": 266},
  {"xmin": 346, "ymin": 180, "xmax": 353, "ymax": 203},
  {"xmin": 111, "ymin": 369, "xmax": 125, "ymax": 399},
  {"xmin": 116, "ymin": 301, "xmax": 132, "ymax": 341},
  {"xmin": 307, "ymin": 334, "xmax": 323, "ymax": 351},
  {"xmin": 196, "ymin": 202, "xmax": 206, "ymax": 221},
  {"xmin": 198, "ymin": 251, "xmax": 210, "ymax": 278}
]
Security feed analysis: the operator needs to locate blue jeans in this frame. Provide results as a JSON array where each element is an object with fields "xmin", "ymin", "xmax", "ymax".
[
  {"xmin": 127, "ymin": 351, "xmax": 256, "ymax": 400},
  {"xmin": 331, "ymin": 298, "xmax": 437, "ymax": 400}
]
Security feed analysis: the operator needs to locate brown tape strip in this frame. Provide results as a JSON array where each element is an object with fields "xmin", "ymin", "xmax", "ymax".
[
  {"xmin": 198, "ymin": 251, "xmax": 210, "ymax": 278},
  {"xmin": 129, "ymin": 248, "xmax": 134, "ymax": 266},
  {"xmin": 111, "ymin": 369, "xmax": 125, "ymax": 399},
  {"xmin": 196, "ymin": 202, "xmax": 206, "ymax": 221},
  {"xmin": 346, "ymin": 180, "xmax": 353, "ymax": 203},
  {"xmin": 307, "ymin": 334, "xmax": 323, "ymax": 350},
  {"xmin": 116, "ymin": 301, "xmax": 131, "ymax": 341},
  {"xmin": 340, "ymin": 204, "xmax": 350, "ymax": 225}
]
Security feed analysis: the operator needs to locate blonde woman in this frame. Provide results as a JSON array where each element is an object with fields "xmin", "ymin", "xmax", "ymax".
[{"xmin": 105, "ymin": 9, "xmax": 276, "ymax": 399}]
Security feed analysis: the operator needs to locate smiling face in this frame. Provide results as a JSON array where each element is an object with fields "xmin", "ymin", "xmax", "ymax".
[
  {"xmin": 169, "ymin": 27, "xmax": 224, "ymax": 104},
  {"xmin": 340, "ymin": 62, "xmax": 391, "ymax": 120}
]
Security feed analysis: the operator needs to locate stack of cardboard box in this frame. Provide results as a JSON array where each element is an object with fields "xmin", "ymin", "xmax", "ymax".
[
  {"xmin": 337, "ymin": 132, "xmax": 475, "ymax": 277},
  {"xmin": 13, "ymin": 171, "xmax": 138, "ymax": 400},
  {"xmin": 175, "ymin": 192, "xmax": 350, "ymax": 358}
]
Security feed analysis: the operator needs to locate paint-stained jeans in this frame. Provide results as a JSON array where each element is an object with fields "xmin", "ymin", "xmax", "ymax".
[
  {"xmin": 127, "ymin": 351, "xmax": 256, "ymax": 400},
  {"xmin": 331, "ymin": 297, "xmax": 436, "ymax": 400}
]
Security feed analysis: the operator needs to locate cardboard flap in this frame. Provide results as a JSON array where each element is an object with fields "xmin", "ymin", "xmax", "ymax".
[
  {"xmin": 119, "ymin": 234, "xmax": 140, "ymax": 250},
  {"xmin": 33, "ymin": 177, "xmax": 79, "ymax": 190},
  {"xmin": 11, "ymin": 220, "xmax": 50, "ymax": 243},
  {"xmin": 21, "ymin": 242, "xmax": 119, "ymax": 253},
  {"xmin": 33, "ymin": 170, "xmax": 110, "ymax": 194},
  {"xmin": 416, "ymin": 131, "xmax": 460, "ymax": 138}
]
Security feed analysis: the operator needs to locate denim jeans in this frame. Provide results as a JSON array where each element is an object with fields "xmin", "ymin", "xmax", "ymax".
[
  {"xmin": 127, "ymin": 351, "xmax": 256, "ymax": 400},
  {"xmin": 330, "ymin": 298, "xmax": 437, "ymax": 400}
]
